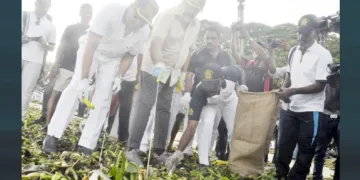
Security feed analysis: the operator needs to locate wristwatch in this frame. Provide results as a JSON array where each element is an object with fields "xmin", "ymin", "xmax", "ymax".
[{"xmin": 291, "ymin": 88, "xmax": 297, "ymax": 96}]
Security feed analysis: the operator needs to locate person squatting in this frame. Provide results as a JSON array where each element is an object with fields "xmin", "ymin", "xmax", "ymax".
[{"xmin": 20, "ymin": 0, "xmax": 339, "ymax": 179}]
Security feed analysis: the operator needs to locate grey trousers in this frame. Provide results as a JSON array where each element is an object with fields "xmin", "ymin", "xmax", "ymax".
[{"xmin": 128, "ymin": 71, "xmax": 175, "ymax": 151}]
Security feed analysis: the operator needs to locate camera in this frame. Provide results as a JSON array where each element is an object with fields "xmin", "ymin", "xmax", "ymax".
[
  {"xmin": 318, "ymin": 11, "xmax": 340, "ymax": 33},
  {"xmin": 326, "ymin": 63, "xmax": 340, "ymax": 88}
]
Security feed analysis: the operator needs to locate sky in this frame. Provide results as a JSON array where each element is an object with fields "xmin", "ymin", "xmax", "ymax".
[{"xmin": 22, "ymin": 0, "xmax": 339, "ymax": 62}]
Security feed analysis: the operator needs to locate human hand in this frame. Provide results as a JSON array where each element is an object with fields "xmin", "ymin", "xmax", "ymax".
[
  {"xmin": 151, "ymin": 62, "xmax": 166, "ymax": 81},
  {"xmin": 279, "ymin": 40, "xmax": 291, "ymax": 52},
  {"xmin": 165, "ymin": 150, "xmax": 184, "ymax": 172},
  {"xmin": 22, "ymin": 35, "xmax": 30, "ymax": 44},
  {"xmin": 77, "ymin": 79, "xmax": 90, "ymax": 103},
  {"xmin": 112, "ymin": 76, "xmax": 122, "ymax": 94},
  {"xmin": 178, "ymin": 72, "xmax": 186, "ymax": 90},
  {"xmin": 38, "ymin": 36, "xmax": 48, "ymax": 50},
  {"xmin": 276, "ymin": 88, "xmax": 292, "ymax": 103}
]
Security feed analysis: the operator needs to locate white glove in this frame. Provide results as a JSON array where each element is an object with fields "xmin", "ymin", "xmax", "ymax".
[
  {"xmin": 237, "ymin": 84, "xmax": 249, "ymax": 92},
  {"xmin": 77, "ymin": 79, "xmax": 90, "ymax": 103},
  {"xmin": 165, "ymin": 150, "xmax": 184, "ymax": 172},
  {"xmin": 207, "ymin": 95, "xmax": 220, "ymax": 104},
  {"xmin": 181, "ymin": 92, "xmax": 191, "ymax": 111},
  {"xmin": 152, "ymin": 62, "xmax": 166, "ymax": 80},
  {"xmin": 112, "ymin": 76, "xmax": 122, "ymax": 94}
]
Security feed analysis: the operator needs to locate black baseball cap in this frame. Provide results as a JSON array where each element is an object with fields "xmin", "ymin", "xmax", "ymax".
[
  {"xmin": 297, "ymin": 14, "xmax": 320, "ymax": 35},
  {"xmin": 199, "ymin": 63, "xmax": 224, "ymax": 80}
]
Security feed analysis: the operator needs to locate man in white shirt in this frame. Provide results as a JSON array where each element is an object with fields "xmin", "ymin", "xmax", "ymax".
[
  {"xmin": 275, "ymin": 14, "xmax": 333, "ymax": 180},
  {"xmin": 126, "ymin": 0, "xmax": 205, "ymax": 167},
  {"xmin": 22, "ymin": 0, "xmax": 56, "ymax": 121},
  {"xmin": 43, "ymin": 0, "xmax": 159, "ymax": 156}
]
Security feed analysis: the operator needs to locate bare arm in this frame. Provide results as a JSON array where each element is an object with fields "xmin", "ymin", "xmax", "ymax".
[
  {"xmin": 118, "ymin": 53, "xmax": 135, "ymax": 77},
  {"xmin": 282, "ymin": 72, "xmax": 291, "ymax": 88},
  {"xmin": 185, "ymin": 72, "xmax": 195, "ymax": 92},
  {"xmin": 81, "ymin": 32, "xmax": 101, "ymax": 79},
  {"xmin": 177, "ymin": 120, "xmax": 198, "ymax": 151},
  {"xmin": 292, "ymin": 82, "xmax": 327, "ymax": 95},
  {"xmin": 230, "ymin": 30, "xmax": 245, "ymax": 66},
  {"xmin": 266, "ymin": 49, "xmax": 276, "ymax": 74}
]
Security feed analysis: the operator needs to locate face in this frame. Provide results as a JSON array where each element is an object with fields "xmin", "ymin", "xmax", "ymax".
[
  {"xmin": 125, "ymin": 4, "xmax": 155, "ymax": 30},
  {"xmin": 204, "ymin": 31, "xmax": 220, "ymax": 50},
  {"xmin": 297, "ymin": 30, "xmax": 316, "ymax": 46},
  {"xmin": 80, "ymin": 6, "xmax": 93, "ymax": 24},
  {"xmin": 35, "ymin": 0, "xmax": 51, "ymax": 17}
]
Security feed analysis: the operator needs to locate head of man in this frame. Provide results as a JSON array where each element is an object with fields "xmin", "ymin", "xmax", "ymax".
[
  {"xmin": 35, "ymin": 0, "xmax": 52, "ymax": 17},
  {"xmin": 198, "ymin": 63, "xmax": 224, "ymax": 97},
  {"xmin": 297, "ymin": 14, "xmax": 319, "ymax": 48},
  {"xmin": 204, "ymin": 25, "xmax": 221, "ymax": 50},
  {"xmin": 124, "ymin": 0, "xmax": 159, "ymax": 30},
  {"xmin": 79, "ymin": 4, "xmax": 93, "ymax": 25},
  {"xmin": 181, "ymin": 0, "xmax": 206, "ymax": 22}
]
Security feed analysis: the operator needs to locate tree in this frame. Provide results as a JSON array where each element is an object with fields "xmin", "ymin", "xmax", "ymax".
[{"xmin": 194, "ymin": 20, "xmax": 340, "ymax": 67}]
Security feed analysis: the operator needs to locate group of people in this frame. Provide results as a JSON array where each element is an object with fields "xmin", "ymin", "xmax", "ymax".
[{"xmin": 21, "ymin": 0, "xmax": 340, "ymax": 180}]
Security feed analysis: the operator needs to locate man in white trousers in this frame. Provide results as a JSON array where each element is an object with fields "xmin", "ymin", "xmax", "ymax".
[
  {"xmin": 165, "ymin": 63, "xmax": 248, "ymax": 171},
  {"xmin": 126, "ymin": 0, "xmax": 205, "ymax": 167},
  {"xmin": 22, "ymin": 0, "xmax": 56, "ymax": 121},
  {"xmin": 43, "ymin": 0, "xmax": 159, "ymax": 155}
]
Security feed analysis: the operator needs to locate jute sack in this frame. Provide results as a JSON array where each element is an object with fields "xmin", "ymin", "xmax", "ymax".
[{"xmin": 228, "ymin": 91, "xmax": 278, "ymax": 176}]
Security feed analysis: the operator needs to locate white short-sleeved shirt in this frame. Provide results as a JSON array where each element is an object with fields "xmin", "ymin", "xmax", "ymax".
[
  {"xmin": 22, "ymin": 11, "xmax": 56, "ymax": 64},
  {"xmin": 141, "ymin": 5, "xmax": 201, "ymax": 86},
  {"xmin": 287, "ymin": 42, "xmax": 333, "ymax": 112},
  {"xmin": 89, "ymin": 3, "xmax": 150, "ymax": 64}
]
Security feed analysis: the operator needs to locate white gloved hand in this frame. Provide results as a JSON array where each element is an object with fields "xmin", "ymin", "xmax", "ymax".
[
  {"xmin": 207, "ymin": 95, "xmax": 220, "ymax": 104},
  {"xmin": 112, "ymin": 76, "xmax": 122, "ymax": 94},
  {"xmin": 77, "ymin": 79, "xmax": 90, "ymax": 103},
  {"xmin": 237, "ymin": 84, "xmax": 249, "ymax": 92},
  {"xmin": 165, "ymin": 150, "xmax": 184, "ymax": 172},
  {"xmin": 181, "ymin": 92, "xmax": 191, "ymax": 111},
  {"xmin": 152, "ymin": 62, "xmax": 166, "ymax": 80}
]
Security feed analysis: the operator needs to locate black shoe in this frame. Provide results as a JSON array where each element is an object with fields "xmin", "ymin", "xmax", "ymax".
[
  {"xmin": 32, "ymin": 116, "xmax": 46, "ymax": 124},
  {"xmin": 42, "ymin": 135, "xmax": 58, "ymax": 154},
  {"xmin": 78, "ymin": 146, "xmax": 93, "ymax": 156}
]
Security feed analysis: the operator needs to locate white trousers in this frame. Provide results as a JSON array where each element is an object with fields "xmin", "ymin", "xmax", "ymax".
[
  {"xmin": 47, "ymin": 46, "xmax": 118, "ymax": 150},
  {"xmin": 139, "ymin": 91, "xmax": 193, "ymax": 155},
  {"xmin": 197, "ymin": 92, "xmax": 238, "ymax": 165},
  {"xmin": 22, "ymin": 60, "xmax": 42, "ymax": 121}
]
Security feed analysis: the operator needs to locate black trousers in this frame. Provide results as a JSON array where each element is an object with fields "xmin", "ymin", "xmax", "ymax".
[
  {"xmin": 313, "ymin": 114, "xmax": 340, "ymax": 180},
  {"xmin": 107, "ymin": 80, "xmax": 136, "ymax": 143},
  {"xmin": 275, "ymin": 110, "xmax": 322, "ymax": 180},
  {"xmin": 41, "ymin": 78, "xmax": 56, "ymax": 118},
  {"xmin": 77, "ymin": 103, "xmax": 86, "ymax": 117},
  {"xmin": 117, "ymin": 80, "xmax": 136, "ymax": 142},
  {"xmin": 215, "ymin": 118, "xmax": 230, "ymax": 161},
  {"xmin": 334, "ymin": 123, "xmax": 339, "ymax": 180}
]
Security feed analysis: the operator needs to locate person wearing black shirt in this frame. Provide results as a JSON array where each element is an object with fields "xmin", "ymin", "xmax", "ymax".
[
  {"xmin": 180, "ymin": 25, "xmax": 233, "ymax": 160},
  {"xmin": 45, "ymin": 4, "xmax": 93, "ymax": 126},
  {"xmin": 165, "ymin": 63, "xmax": 247, "ymax": 170}
]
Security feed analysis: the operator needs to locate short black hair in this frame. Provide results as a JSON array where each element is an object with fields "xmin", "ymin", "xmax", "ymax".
[{"xmin": 205, "ymin": 25, "xmax": 221, "ymax": 39}]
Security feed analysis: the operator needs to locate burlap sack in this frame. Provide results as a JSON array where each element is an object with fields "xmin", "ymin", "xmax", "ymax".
[{"xmin": 228, "ymin": 91, "xmax": 278, "ymax": 176}]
